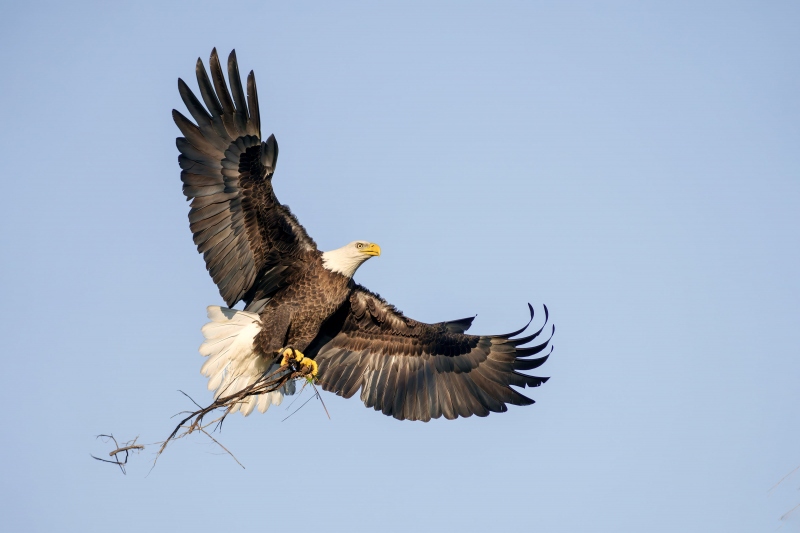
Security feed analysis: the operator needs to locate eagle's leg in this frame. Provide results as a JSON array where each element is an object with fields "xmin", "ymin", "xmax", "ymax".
[{"xmin": 280, "ymin": 347, "xmax": 319, "ymax": 381}]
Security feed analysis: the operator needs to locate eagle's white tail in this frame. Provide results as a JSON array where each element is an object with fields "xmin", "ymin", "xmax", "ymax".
[{"xmin": 199, "ymin": 306, "xmax": 295, "ymax": 416}]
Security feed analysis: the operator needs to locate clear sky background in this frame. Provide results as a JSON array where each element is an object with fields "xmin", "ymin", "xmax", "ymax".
[{"xmin": 1, "ymin": 1, "xmax": 798, "ymax": 531}]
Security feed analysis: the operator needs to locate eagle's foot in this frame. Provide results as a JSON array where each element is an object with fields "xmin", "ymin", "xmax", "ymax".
[{"xmin": 280, "ymin": 347, "xmax": 319, "ymax": 382}]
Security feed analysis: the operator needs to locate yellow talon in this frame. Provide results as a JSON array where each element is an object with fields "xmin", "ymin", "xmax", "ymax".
[
  {"xmin": 302, "ymin": 359, "xmax": 319, "ymax": 383},
  {"xmin": 281, "ymin": 348, "xmax": 301, "ymax": 366},
  {"xmin": 279, "ymin": 348, "xmax": 317, "ymax": 380},
  {"xmin": 280, "ymin": 348, "xmax": 307, "ymax": 364},
  {"xmin": 306, "ymin": 359, "xmax": 318, "ymax": 378}
]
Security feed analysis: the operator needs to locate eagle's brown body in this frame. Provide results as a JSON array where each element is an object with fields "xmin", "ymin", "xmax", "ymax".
[
  {"xmin": 175, "ymin": 49, "xmax": 553, "ymax": 421},
  {"xmin": 253, "ymin": 254, "xmax": 352, "ymax": 356}
]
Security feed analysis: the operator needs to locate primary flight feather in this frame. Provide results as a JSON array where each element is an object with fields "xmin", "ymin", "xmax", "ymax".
[{"xmin": 173, "ymin": 49, "xmax": 553, "ymax": 422}]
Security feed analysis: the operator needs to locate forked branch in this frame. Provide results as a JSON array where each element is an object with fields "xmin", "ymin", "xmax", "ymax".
[{"xmin": 94, "ymin": 359, "xmax": 323, "ymax": 473}]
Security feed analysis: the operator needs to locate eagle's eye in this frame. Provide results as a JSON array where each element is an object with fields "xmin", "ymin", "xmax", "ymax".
[{"xmin": 357, "ymin": 243, "xmax": 364, "ymax": 249}]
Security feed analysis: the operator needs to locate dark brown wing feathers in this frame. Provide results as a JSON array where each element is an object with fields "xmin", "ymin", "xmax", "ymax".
[
  {"xmin": 174, "ymin": 49, "xmax": 316, "ymax": 308},
  {"xmin": 312, "ymin": 287, "xmax": 552, "ymax": 422}
]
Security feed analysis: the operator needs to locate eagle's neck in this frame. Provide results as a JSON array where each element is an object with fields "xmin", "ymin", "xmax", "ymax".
[{"xmin": 321, "ymin": 247, "xmax": 368, "ymax": 278}]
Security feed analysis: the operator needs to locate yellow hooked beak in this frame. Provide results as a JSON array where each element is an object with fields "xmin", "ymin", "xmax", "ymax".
[{"xmin": 361, "ymin": 243, "xmax": 381, "ymax": 257}]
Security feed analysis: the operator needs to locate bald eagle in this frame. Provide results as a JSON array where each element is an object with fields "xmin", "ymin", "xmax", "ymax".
[{"xmin": 173, "ymin": 49, "xmax": 553, "ymax": 422}]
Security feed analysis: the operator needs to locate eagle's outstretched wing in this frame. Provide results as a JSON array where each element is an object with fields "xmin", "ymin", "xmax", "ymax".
[
  {"xmin": 174, "ymin": 49, "xmax": 316, "ymax": 308},
  {"xmin": 308, "ymin": 287, "xmax": 552, "ymax": 422}
]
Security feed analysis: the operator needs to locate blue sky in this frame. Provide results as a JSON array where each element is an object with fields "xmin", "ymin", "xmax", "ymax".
[{"xmin": 1, "ymin": 1, "xmax": 798, "ymax": 531}]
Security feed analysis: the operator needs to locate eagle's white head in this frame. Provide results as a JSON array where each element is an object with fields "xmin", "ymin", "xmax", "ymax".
[{"xmin": 321, "ymin": 240, "xmax": 381, "ymax": 278}]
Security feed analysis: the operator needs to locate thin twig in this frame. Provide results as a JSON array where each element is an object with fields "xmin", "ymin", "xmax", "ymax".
[
  {"xmin": 178, "ymin": 390, "xmax": 203, "ymax": 410},
  {"xmin": 107, "ymin": 444, "xmax": 144, "ymax": 456},
  {"xmin": 781, "ymin": 502, "xmax": 800, "ymax": 522},
  {"xmin": 312, "ymin": 383, "xmax": 331, "ymax": 420},
  {"xmin": 92, "ymin": 434, "xmax": 142, "ymax": 475},
  {"xmin": 282, "ymin": 394, "xmax": 317, "ymax": 422},
  {"xmin": 283, "ymin": 385, "xmax": 307, "ymax": 411},
  {"xmin": 770, "ymin": 465, "xmax": 800, "ymax": 495},
  {"xmin": 199, "ymin": 428, "xmax": 245, "ymax": 469}
]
